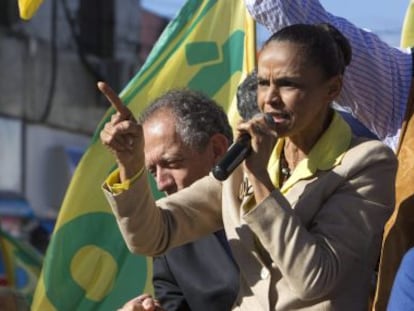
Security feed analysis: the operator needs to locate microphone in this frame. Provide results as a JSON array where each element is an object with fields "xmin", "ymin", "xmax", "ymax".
[
  {"xmin": 212, "ymin": 113, "xmax": 275, "ymax": 181},
  {"xmin": 212, "ymin": 133, "xmax": 252, "ymax": 181}
]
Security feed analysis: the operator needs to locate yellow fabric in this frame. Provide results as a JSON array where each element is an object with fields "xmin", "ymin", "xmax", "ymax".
[
  {"xmin": 105, "ymin": 167, "xmax": 144, "ymax": 195},
  {"xmin": 401, "ymin": 0, "xmax": 414, "ymax": 48},
  {"xmin": 0, "ymin": 228, "xmax": 43, "ymax": 303},
  {"xmin": 18, "ymin": 0, "xmax": 44, "ymax": 20}
]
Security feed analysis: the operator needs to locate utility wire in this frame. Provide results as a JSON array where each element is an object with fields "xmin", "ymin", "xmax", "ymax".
[{"xmin": 39, "ymin": 0, "xmax": 58, "ymax": 122}]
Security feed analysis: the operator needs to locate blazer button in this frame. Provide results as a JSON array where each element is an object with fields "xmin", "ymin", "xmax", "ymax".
[{"xmin": 260, "ymin": 267, "xmax": 270, "ymax": 279}]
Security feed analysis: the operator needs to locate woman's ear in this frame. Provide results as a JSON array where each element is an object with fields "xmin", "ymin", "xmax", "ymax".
[
  {"xmin": 209, "ymin": 133, "xmax": 230, "ymax": 164},
  {"xmin": 326, "ymin": 75, "xmax": 343, "ymax": 101}
]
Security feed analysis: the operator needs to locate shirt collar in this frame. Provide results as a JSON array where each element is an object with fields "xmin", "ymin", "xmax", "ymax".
[{"xmin": 267, "ymin": 111, "xmax": 352, "ymax": 193}]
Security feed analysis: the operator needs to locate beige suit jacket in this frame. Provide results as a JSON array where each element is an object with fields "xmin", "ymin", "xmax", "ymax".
[{"xmin": 103, "ymin": 137, "xmax": 396, "ymax": 311}]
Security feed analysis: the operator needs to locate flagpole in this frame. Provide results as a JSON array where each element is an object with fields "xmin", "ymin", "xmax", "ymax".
[{"xmin": 401, "ymin": 0, "xmax": 414, "ymax": 48}]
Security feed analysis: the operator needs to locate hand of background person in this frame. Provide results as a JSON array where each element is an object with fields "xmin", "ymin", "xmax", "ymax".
[
  {"xmin": 98, "ymin": 81, "xmax": 145, "ymax": 181},
  {"xmin": 118, "ymin": 294, "xmax": 164, "ymax": 311}
]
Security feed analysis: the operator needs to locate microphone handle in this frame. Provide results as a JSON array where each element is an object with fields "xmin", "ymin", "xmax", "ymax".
[{"xmin": 211, "ymin": 134, "xmax": 251, "ymax": 181}]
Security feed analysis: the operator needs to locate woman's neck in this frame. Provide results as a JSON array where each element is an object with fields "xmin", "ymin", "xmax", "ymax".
[
  {"xmin": 283, "ymin": 109, "xmax": 333, "ymax": 171},
  {"xmin": 282, "ymin": 141, "xmax": 304, "ymax": 172}
]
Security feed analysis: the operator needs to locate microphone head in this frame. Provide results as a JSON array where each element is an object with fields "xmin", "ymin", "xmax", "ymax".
[
  {"xmin": 211, "ymin": 165, "xmax": 230, "ymax": 181},
  {"xmin": 211, "ymin": 114, "xmax": 275, "ymax": 181},
  {"xmin": 211, "ymin": 134, "xmax": 251, "ymax": 181},
  {"xmin": 264, "ymin": 113, "xmax": 276, "ymax": 127}
]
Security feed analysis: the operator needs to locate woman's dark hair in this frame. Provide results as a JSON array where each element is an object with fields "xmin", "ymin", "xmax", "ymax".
[
  {"xmin": 263, "ymin": 23, "xmax": 352, "ymax": 79},
  {"xmin": 139, "ymin": 89, "xmax": 233, "ymax": 151},
  {"xmin": 237, "ymin": 70, "xmax": 260, "ymax": 121}
]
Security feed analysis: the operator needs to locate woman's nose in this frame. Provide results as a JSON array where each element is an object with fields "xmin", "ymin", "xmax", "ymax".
[{"xmin": 264, "ymin": 86, "xmax": 280, "ymax": 105}]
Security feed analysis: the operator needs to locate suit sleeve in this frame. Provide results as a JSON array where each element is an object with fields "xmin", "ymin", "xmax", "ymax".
[
  {"xmin": 153, "ymin": 256, "xmax": 191, "ymax": 311},
  {"xmin": 102, "ymin": 171, "xmax": 223, "ymax": 256}
]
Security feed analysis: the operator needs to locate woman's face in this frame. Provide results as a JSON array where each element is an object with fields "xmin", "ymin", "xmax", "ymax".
[{"xmin": 257, "ymin": 41, "xmax": 339, "ymax": 140}]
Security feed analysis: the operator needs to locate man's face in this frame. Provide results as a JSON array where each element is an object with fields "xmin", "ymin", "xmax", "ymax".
[{"xmin": 143, "ymin": 109, "xmax": 218, "ymax": 195}]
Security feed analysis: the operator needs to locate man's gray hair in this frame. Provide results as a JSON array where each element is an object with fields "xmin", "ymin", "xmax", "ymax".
[{"xmin": 139, "ymin": 89, "xmax": 233, "ymax": 152}]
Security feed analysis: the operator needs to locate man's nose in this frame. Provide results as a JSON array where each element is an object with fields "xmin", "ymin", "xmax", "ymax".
[{"xmin": 156, "ymin": 167, "xmax": 174, "ymax": 192}]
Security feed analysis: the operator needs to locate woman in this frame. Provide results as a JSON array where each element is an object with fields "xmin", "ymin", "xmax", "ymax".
[{"xmin": 100, "ymin": 23, "xmax": 397, "ymax": 310}]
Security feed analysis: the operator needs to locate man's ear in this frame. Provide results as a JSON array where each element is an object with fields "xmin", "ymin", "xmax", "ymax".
[
  {"xmin": 209, "ymin": 133, "xmax": 230, "ymax": 164},
  {"xmin": 326, "ymin": 75, "xmax": 343, "ymax": 101}
]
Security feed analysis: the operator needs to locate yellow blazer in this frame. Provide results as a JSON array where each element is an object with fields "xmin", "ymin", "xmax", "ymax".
[{"xmin": 104, "ymin": 137, "xmax": 396, "ymax": 311}]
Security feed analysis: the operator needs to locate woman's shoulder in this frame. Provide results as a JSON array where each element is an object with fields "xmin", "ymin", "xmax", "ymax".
[
  {"xmin": 350, "ymin": 136, "xmax": 395, "ymax": 157},
  {"xmin": 342, "ymin": 136, "xmax": 397, "ymax": 168}
]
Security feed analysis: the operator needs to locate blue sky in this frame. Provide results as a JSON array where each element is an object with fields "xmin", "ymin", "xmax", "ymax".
[{"xmin": 321, "ymin": 0, "xmax": 409, "ymax": 47}]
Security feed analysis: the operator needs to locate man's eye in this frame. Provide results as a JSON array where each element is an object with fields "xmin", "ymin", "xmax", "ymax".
[
  {"xmin": 147, "ymin": 166, "xmax": 156, "ymax": 177},
  {"xmin": 164, "ymin": 156, "xmax": 185, "ymax": 166},
  {"xmin": 166, "ymin": 161, "xmax": 182, "ymax": 169}
]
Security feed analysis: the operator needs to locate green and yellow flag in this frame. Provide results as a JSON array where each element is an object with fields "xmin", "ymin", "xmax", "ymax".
[
  {"xmin": 401, "ymin": 0, "xmax": 414, "ymax": 48},
  {"xmin": 0, "ymin": 228, "xmax": 43, "ymax": 302},
  {"xmin": 32, "ymin": 0, "xmax": 255, "ymax": 310}
]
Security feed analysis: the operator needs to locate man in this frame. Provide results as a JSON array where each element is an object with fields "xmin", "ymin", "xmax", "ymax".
[
  {"xmin": 103, "ymin": 87, "xmax": 239, "ymax": 311},
  {"xmin": 243, "ymin": 1, "xmax": 414, "ymax": 309}
]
